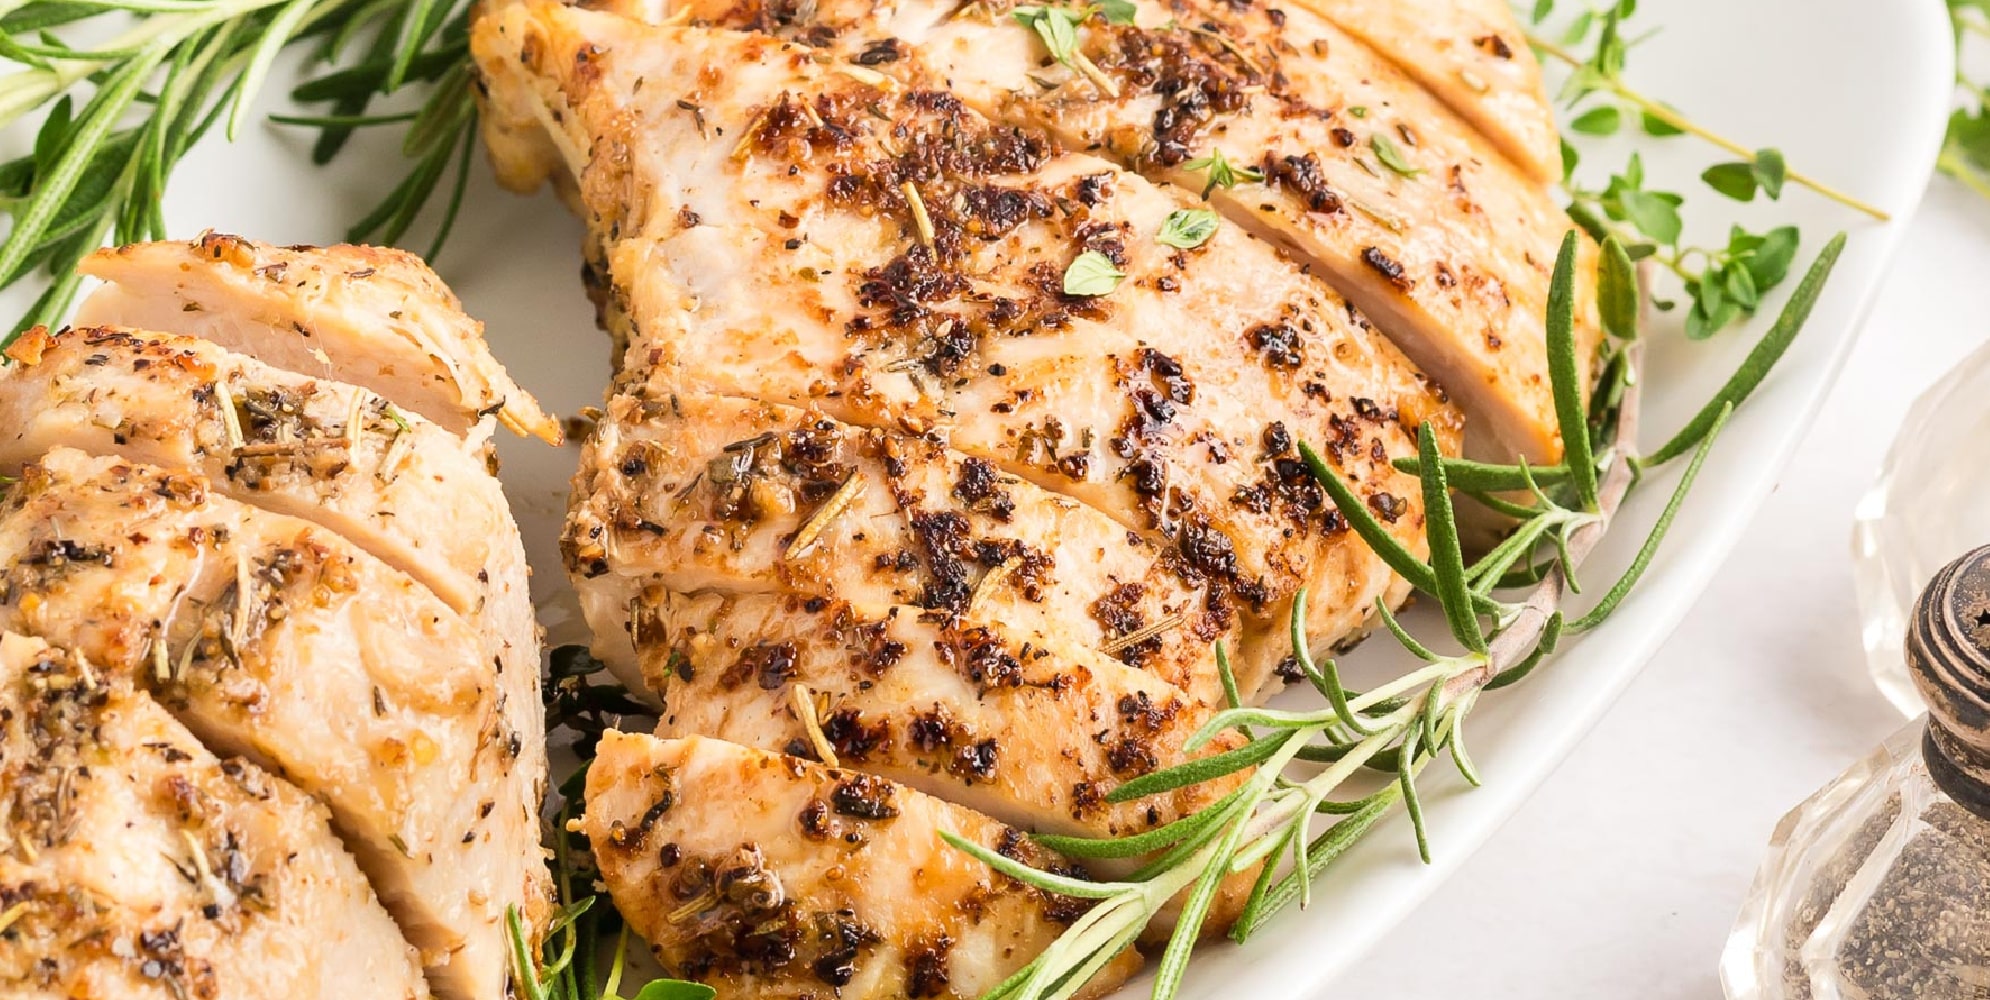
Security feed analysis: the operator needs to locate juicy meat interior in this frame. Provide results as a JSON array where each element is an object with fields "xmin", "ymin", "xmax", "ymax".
[
  {"xmin": 585, "ymin": 732, "xmax": 1142, "ymax": 1000},
  {"xmin": 0, "ymin": 236, "xmax": 553, "ymax": 1000},
  {"xmin": 0, "ymin": 632, "xmax": 434, "ymax": 1000}
]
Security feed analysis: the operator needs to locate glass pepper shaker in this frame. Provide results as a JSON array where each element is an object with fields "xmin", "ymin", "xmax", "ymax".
[
  {"xmin": 1851, "ymin": 339, "xmax": 1990, "ymax": 716},
  {"xmin": 1722, "ymin": 545, "xmax": 1990, "ymax": 1000}
]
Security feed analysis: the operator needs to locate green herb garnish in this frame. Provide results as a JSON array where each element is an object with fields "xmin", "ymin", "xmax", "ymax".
[
  {"xmin": 1156, "ymin": 208, "xmax": 1220, "ymax": 248},
  {"xmin": 1012, "ymin": 4, "xmax": 1120, "ymax": 95},
  {"xmin": 1530, "ymin": 0, "xmax": 1883, "ymax": 339},
  {"xmin": 1062, "ymin": 250, "xmax": 1126, "ymax": 295},
  {"xmin": 1370, "ymin": 133, "xmax": 1423, "ymax": 177},
  {"xmin": 1180, "ymin": 148, "xmax": 1263, "ymax": 198},
  {"xmin": 1935, "ymin": 2, "xmax": 1990, "ymax": 198}
]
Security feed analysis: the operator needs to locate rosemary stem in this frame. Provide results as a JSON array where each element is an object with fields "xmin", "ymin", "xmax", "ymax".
[
  {"xmin": 1344, "ymin": 661, "xmax": 1460, "ymax": 714},
  {"xmin": 1529, "ymin": 32, "xmax": 1890, "ymax": 221},
  {"xmin": 0, "ymin": 0, "xmax": 275, "ymax": 127},
  {"xmin": 1236, "ymin": 705, "xmax": 1416, "ymax": 857}
]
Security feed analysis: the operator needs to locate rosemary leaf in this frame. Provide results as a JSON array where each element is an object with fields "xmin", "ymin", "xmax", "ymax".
[
  {"xmin": 506, "ymin": 905, "xmax": 548, "ymax": 1000},
  {"xmin": 228, "ymin": 0, "xmax": 319, "ymax": 140},
  {"xmin": 1571, "ymin": 402, "xmax": 1733, "ymax": 631},
  {"xmin": 1305, "ymin": 441, "xmax": 1507, "ymax": 617},
  {"xmin": 425, "ymin": 113, "xmax": 476, "ymax": 261},
  {"xmin": 1302, "ymin": 441, "xmax": 1437, "ymax": 593},
  {"xmin": 1374, "ymin": 599, "xmax": 1441, "ymax": 663},
  {"xmin": 269, "ymin": 110, "xmax": 419, "ymax": 127},
  {"xmin": 1389, "ymin": 454, "xmax": 1572, "ymax": 493},
  {"xmin": 289, "ymin": 43, "xmax": 462, "ymax": 102},
  {"xmin": 1397, "ymin": 725, "xmax": 1431, "ymax": 863},
  {"xmin": 1151, "ymin": 814, "xmax": 1252, "ymax": 1000},
  {"xmin": 1598, "ymin": 234, "xmax": 1640, "ymax": 339},
  {"xmin": 307, "ymin": 9, "xmax": 402, "ymax": 163},
  {"xmin": 1, "ymin": 3, "xmax": 102, "ymax": 33},
  {"xmin": 1291, "ymin": 588, "xmax": 1372, "ymax": 734},
  {"xmin": 1547, "ymin": 230, "xmax": 1599, "ymax": 509},
  {"xmin": 1447, "ymin": 707, "xmax": 1483, "ymax": 787},
  {"xmin": 1230, "ymin": 789, "xmax": 1402, "ymax": 941},
  {"xmin": 938, "ymin": 832, "xmax": 1134, "ymax": 898},
  {"xmin": 1039, "ymin": 920, "xmax": 1148, "ymax": 1000},
  {"xmin": 1214, "ymin": 641, "xmax": 1245, "ymax": 711},
  {"xmin": 1293, "ymin": 741, "xmax": 1403, "ymax": 772},
  {"xmin": 1418, "ymin": 422, "xmax": 1485, "ymax": 652},
  {"xmin": 386, "ymin": 0, "xmax": 449, "ymax": 90},
  {"xmin": 0, "ymin": 37, "xmax": 168, "ymax": 292},
  {"xmin": 1644, "ymin": 232, "xmax": 1845, "ymax": 465},
  {"xmin": 1034, "ymin": 785, "xmax": 1251, "ymax": 859},
  {"xmin": 1103, "ymin": 733, "xmax": 1286, "ymax": 803}
]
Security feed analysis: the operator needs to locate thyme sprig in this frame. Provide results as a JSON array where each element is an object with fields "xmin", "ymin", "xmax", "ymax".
[
  {"xmin": 0, "ymin": 0, "xmax": 476, "ymax": 345},
  {"xmin": 1527, "ymin": 1, "xmax": 1877, "ymax": 340},
  {"xmin": 1938, "ymin": 1, "xmax": 1990, "ymax": 198},
  {"xmin": 945, "ymin": 232, "xmax": 1844, "ymax": 1000}
]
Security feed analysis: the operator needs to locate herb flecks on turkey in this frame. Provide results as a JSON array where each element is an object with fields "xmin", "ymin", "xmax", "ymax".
[
  {"xmin": 481, "ymin": 5, "xmax": 1454, "ymax": 704},
  {"xmin": 0, "ymin": 235, "xmax": 554, "ymax": 1000}
]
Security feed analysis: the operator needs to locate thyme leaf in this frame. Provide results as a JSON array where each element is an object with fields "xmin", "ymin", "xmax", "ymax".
[
  {"xmin": 1155, "ymin": 207, "xmax": 1219, "ymax": 248},
  {"xmin": 1061, "ymin": 249, "xmax": 1125, "ymax": 296},
  {"xmin": 1532, "ymin": 0, "xmax": 1878, "ymax": 339},
  {"xmin": 1180, "ymin": 148, "xmax": 1262, "ymax": 199}
]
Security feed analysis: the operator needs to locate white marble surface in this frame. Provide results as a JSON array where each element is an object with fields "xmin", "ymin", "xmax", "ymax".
[{"xmin": 1334, "ymin": 179, "xmax": 1990, "ymax": 998}]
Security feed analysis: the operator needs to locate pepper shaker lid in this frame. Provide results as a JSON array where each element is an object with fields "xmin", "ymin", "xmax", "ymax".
[{"xmin": 1906, "ymin": 544, "xmax": 1990, "ymax": 817}]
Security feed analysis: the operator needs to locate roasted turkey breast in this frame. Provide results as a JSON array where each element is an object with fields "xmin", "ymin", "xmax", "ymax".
[
  {"xmin": 0, "ymin": 235, "xmax": 553, "ymax": 1000},
  {"xmin": 466, "ymin": 0, "xmax": 1591, "ymax": 993},
  {"xmin": 481, "ymin": 3, "xmax": 1452, "ymax": 696},
  {"xmin": 584, "ymin": 732, "xmax": 1140, "ymax": 1000},
  {"xmin": 1293, "ymin": 0, "xmax": 1564, "ymax": 183},
  {"xmin": 74, "ymin": 234, "xmax": 559, "ymax": 445},
  {"xmin": 0, "ymin": 632, "xmax": 433, "ymax": 1000},
  {"xmin": 480, "ymin": 0, "xmax": 1591, "ymax": 464}
]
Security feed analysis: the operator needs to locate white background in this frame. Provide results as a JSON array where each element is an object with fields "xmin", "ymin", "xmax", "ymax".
[{"xmin": 1338, "ymin": 178, "xmax": 1990, "ymax": 998}]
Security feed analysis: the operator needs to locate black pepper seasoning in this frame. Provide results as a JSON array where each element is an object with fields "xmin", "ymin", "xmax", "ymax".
[{"xmin": 1724, "ymin": 546, "xmax": 1990, "ymax": 1000}]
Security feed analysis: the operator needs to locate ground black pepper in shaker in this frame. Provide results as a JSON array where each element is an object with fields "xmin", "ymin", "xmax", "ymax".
[{"xmin": 1722, "ymin": 546, "xmax": 1990, "ymax": 1000}]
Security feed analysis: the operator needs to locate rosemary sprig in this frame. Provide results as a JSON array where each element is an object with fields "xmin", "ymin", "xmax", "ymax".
[
  {"xmin": 941, "ymin": 234, "xmax": 1845, "ymax": 1000},
  {"xmin": 0, "ymin": 0, "xmax": 477, "ymax": 347}
]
